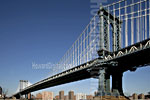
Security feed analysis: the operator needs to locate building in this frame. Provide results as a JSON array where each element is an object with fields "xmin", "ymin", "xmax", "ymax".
[
  {"xmin": 64, "ymin": 95, "xmax": 68, "ymax": 100},
  {"xmin": 74, "ymin": 95, "xmax": 76, "ymax": 100},
  {"xmin": 31, "ymin": 94, "xmax": 36, "ymax": 99},
  {"xmin": 138, "ymin": 93, "xmax": 145, "ymax": 99},
  {"xmin": 42, "ymin": 91, "xmax": 53, "ymax": 100},
  {"xmin": 86, "ymin": 95, "xmax": 93, "ymax": 100},
  {"xmin": 76, "ymin": 93, "xmax": 86, "ymax": 100},
  {"xmin": 55, "ymin": 95, "xmax": 59, "ymax": 100},
  {"xmin": 132, "ymin": 93, "xmax": 138, "ymax": 100},
  {"xmin": 28, "ymin": 93, "xmax": 31, "ymax": 99},
  {"xmin": 59, "ymin": 91, "xmax": 64, "ymax": 100},
  {"xmin": 69, "ymin": 91, "xmax": 74, "ymax": 100},
  {"xmin": 36, "ymin": 93, "xmax": 42, "ymax": 100}
]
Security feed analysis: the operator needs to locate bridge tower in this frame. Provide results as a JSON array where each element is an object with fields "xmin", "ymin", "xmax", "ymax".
[
  {"xmin": 98, "ymin": 4, "xmax": 122, "ymax": 56},
  {"xmin": 19, "ymin": 80, "xmax": 31, "ymax": 99},
  {"xmin": 97, "ymin": 4, "xmax": 123, "ymax": 96},
  {"xmin": 19, "ymin": 80, "xmax": 28, "ymax": 92}
]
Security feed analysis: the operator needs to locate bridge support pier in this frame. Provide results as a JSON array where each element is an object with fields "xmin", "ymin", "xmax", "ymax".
[
  {"xmin": 97, "ymin": 68, "xmax": 111, "ymax": 96},
  {"xmin": 112, "ymin": 71, "xmax": 124, "ymax": 96},
  {"xmin": 25, "ymin": 93, "xmax": 31, "ymax": 100},
  {"xmin": 96, "ymin": 68, "xmax": 124, "ymax": 96},
  {"xmin": 105, "ymin": 73, "xmax": 111, "ymax": 93},
  {"xmin": 25, "ymin": 94, "xmax": 28, "ymax": 99}
]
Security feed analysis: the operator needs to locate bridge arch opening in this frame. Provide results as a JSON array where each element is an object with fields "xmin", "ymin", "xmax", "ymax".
[{"xmin": 123, "ymin": 67, "xmax": 150, "ymax": 96}]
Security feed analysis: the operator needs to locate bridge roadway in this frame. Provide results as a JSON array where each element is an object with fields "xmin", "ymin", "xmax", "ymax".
[{"xmin": 13, "ymin": 38, "xmax": 150, "ymax": 98}]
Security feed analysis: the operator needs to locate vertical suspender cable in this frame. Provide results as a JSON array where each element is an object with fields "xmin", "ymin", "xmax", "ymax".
[
  {"xmin": 145, "ymin": 0, "xmax": 147, "ymax": 39},
  {"xmin": 84, "ymin": 31, "xmax": 85, "ymax": 63},
  {"xmin": 140, "ymin": 0, "xmax": 142, "ymax": 41},
  {"xmin": 125, "ymin": 0, "xmax": 128, "ymax": 47},
  {"xmin": 137, "ymin": 2, "xmax": 140, "ymax": 42},
  {"xmin": 86, "ymin": 29, "xmax": 88, "ymax": 62},
  {"xmin": 131, "ymin": 0, "xmax": 134, "ymax": 45},
  {"xmin": 78, "ymin": 38, "xmax": 79, "ymax": 65},
  {"xmin": 108, "ymin": 6, "xmax": 110, "ymax": 51},
  {"xmin": 113, "ymin": 5, "xmax": 116, "ymax": 51},
  {"xmin": 119, "ymin": 2, "xmax": 122, "ymax": 49},
  {"xmin": 149, "ymin": 0, "xmax": 150, "ymax": 38}
]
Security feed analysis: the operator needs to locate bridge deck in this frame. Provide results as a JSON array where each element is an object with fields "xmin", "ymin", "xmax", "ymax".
[{"xmin": 13, "ymin": 39, "xmax": 150, "ymax": 98}]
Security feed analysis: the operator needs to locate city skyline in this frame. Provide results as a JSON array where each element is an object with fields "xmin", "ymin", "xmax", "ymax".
[
  {"xmin": 0, "ymin": 0, "xmax": 150, "ymax": 97},
  {"xmin": 10, "ymin": 90, "xmax": 150, "ymax": 100}
]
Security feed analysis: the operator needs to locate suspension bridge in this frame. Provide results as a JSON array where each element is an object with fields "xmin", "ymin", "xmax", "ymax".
[{"xmin": 12, "ymin": 0, "xmax": 150, "ymax": 99}]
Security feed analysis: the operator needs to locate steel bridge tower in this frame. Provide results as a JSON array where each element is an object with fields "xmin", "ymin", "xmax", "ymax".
[{"xmin": 97, "ymin": 5, "xmax": 123, "ymax": 96}]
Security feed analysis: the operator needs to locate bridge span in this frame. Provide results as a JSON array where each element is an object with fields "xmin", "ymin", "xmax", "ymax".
[
  {"xmin": 13, "ymin": 38, "xmax": 150, "ymax": 98},
  {"xmin": 12, "ymin": 0, "xmax": 150, "ymax": 99}
]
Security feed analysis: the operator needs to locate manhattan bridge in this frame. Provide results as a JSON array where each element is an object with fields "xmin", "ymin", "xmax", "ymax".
[{"xmin": 12, "ymin": 0, "xmax": 150, "ymax": 99}]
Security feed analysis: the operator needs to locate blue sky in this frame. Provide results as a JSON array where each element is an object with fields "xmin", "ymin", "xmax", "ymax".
[{"xmin": 0, "ymin": 0, "xmax": 150, "ymax": 97}]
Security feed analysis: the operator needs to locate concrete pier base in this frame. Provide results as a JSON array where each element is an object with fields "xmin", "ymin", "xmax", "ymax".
[
  {"xmin": 96, "ymin": 67, "xmax": 125, "ymax": 97},
  {"xmin": 112, "ymin": 71, "xmax": 124, "ymax": 96},
  {"xmin": 97, "ymin": 68, "xmax": 111, "ymax": 96}
]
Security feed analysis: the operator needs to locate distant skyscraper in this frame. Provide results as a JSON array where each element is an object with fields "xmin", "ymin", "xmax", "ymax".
[
  {"xmin": 69, "ymin": 91, "xmax": 74, "ymax": 100},
  {"xmin": 59, "ymin": 91, "xmax": 64, "ymax": 100},
  {"xmin": 42, "ymin": 91, "xmax": 53, "ymax": 100},
  {"xmin": 76, "ymin": 93, "xmax": 86, "ymax": 100}
]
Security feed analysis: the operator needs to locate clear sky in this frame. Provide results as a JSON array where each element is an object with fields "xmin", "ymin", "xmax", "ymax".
[{"xmin": 0, "ymin": 0, "xmax": 150, "ymax": 97}]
